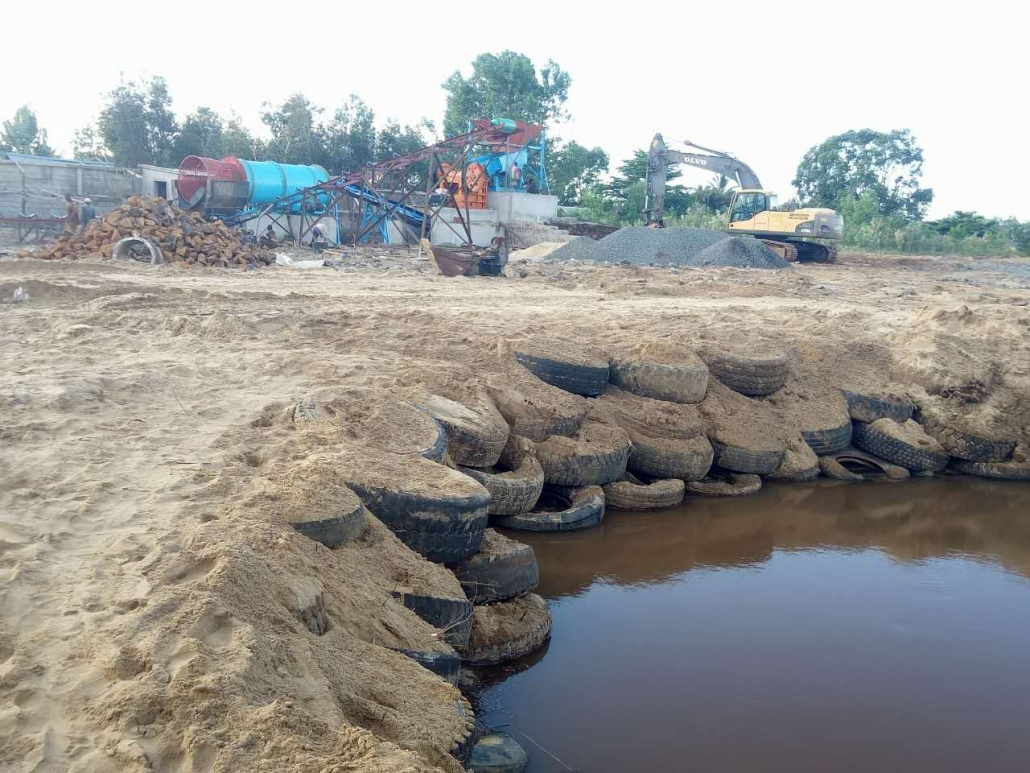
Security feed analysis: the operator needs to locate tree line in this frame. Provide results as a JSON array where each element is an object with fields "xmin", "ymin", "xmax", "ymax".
[{"xmin": 2, "ymin": 50, "xmax": 1026, "ymax": 254}]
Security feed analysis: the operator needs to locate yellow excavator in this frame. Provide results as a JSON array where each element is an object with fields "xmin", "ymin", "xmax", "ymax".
[{"xmin": 644, "ymin": 133, "xmax": 843, "ymax": 263}]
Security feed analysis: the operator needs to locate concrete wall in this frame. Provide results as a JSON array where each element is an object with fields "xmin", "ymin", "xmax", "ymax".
[
  {"xmin": 140, "ymin": 165, "xmax": 179, "ymax": 203},
  {"xmin": 0, "ymin": 158, "xmax": 138, "ymax": 217},
  {"xmin": 431, "ymin": 208, "xmax": 504, "ymax": 247},
  {"xmin": 488, "ymin": 191, "xmax": 559, "ymax": 222}
]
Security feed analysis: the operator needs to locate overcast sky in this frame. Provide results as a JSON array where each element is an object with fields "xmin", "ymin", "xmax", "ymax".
[{"xmin": 3, "ymin": 0, "xmax": 1026, "ymax": 219}]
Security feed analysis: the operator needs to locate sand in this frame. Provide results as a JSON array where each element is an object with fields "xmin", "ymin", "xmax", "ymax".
[
  {"xmin": 588, "ymin": 386, "xmax": 705, "ymax": 439},
  {"xmin": 2, "ymin": 248, "xmax": 1029, "ymax": 771},
  {"xmin": 871, "ymin": 418, "xmax": 942, "ymax": 450}
]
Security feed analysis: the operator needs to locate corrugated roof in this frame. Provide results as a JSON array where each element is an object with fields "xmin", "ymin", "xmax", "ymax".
[{"xmin": 4, "ymin": 152, "xmax": 115, "ymax": 169}]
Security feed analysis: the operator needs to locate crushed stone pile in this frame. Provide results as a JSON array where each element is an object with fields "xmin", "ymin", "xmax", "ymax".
[
  {"xmin": 547, "ymin": 226, "xmax": 791, "ymax": 270},
  {"xmin": 25, "ymin": 195, "xmax": 270, "ymax": 268},
  {"xmin": 692, "ymin": 236, "xmax": 792, "ymax": 269}
]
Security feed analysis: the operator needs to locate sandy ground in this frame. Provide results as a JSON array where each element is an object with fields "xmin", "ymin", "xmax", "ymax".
[{"xmin": 1, "ymin": 248, "xmax": 1028, "ymax": 772}]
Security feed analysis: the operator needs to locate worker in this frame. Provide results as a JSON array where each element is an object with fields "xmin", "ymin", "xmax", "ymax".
[
  {"xmin": 509, "ymin": 162, "xmax": 523, "ymax": 190},
  {"xmin": 64, "ymin": 194, "xmax": 80, "ymax": 234},
  {"xmin": 79, "ymin": 198, "xmax": 96, "ymax": 231},
  {"xmin": 258, "ymin": 225, "xmax": 278, "ymax": 248},
  {"xmin": 309, "ymin": 222, "xmax": 328, "ymax": 249}
]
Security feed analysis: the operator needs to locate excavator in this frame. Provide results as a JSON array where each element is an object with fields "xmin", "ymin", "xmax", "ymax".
[{"xmin": 644, "ymin": 133, "xmax": 843, "ymax": 263}]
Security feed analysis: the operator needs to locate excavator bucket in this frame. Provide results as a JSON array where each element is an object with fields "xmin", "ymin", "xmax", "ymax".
[{"xmin": 421, "ymin": 238, "xmax": 475, "ymax": 277}]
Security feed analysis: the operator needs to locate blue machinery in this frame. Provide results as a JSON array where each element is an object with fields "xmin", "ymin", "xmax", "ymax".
[{"xmin": 217, "ymin": 119, "xmax": 550, "ymax": 248}]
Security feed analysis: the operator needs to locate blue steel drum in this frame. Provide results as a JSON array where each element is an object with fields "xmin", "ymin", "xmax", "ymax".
[{"xmin": 236, "ymin": 160, "xmax": 330, "ymax": 207}]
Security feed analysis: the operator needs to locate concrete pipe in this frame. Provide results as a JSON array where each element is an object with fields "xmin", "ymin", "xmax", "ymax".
[{"xmin": 112, "ymin": 237, "xmax": 165, "ymax": 265}]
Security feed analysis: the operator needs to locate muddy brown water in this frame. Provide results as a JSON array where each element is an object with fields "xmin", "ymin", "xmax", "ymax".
[{"xmin": 474, "ymin": 477, "xmax": 1030, "ymax": 772}]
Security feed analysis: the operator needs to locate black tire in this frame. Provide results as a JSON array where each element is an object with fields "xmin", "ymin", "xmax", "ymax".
[
  {"xmin": 458, "ymin": 438, "xmax": 543, "ymax": 515},
  {"xmin": 609, "ymin": 359, "xmax": 709, "ymax": 404},
  {"xmin": 535, "ymin": 421, "xmax": 630, "ymax": 486},
  {"xmin": 289, "ymin": 500, "xmax": 368, "ymax": 548},
  {"xmin": 421, "ymin": 393, "xmax": 510, "ymax": 468},
  {"xmin": 801, "ymin": 420, "xmax": 854, "ymax": 456},
  {"xmin": 338, "ymin": 453, "xmax": 490, "ymax": 563},
  {"xmin": 627, "ymin": 431, "xmax": 714, "ymax": 481},
  {"xmin": 852, "ymin": 423, "xmax": 949, "ymax": 473},
  {"xmin": 493, "ymin": 485, "xmax": 605, "ymax": 532},
  {"xmin": 950, "ymin": 459, "xmax": 1030, "ymax": 481},
  {"xmin": 828, "ymin": 448, "xmax": 911, "ymax": 481},
  {"xmin": 514, "ymin": 350, "xmax": 609, "ymax": 397},
  {"xmin": 703, "ymin": 351, "xmax": 789, "ymax": 397},
  {"xmin": 603, "ymin": 473, "xmax": 685, "ymax": 510},
  {"xmin": 712, "ymin": 440, "xmax": 785, "ymax": 475},
  {"xmin": 392, "ymin": 646, "xmax": 461, "ymax": 686},
  {"xmin": 451, "ymin": 697, "xmax": 476, "ymax": 765},
  {"xmin": 685, "ymin": 472, "xmax": 762, "ymax": 497},
  {"xmin": 392, "ymin": 591, "xmax": 474, "ymax": 650},
  {"xmin": 463, "ymin": 594, "xmax": 553, "ymax": 667},
  {"xmin": 841, "ymin": 389, "xmax": 914, "ymax": 424},
  {"xmin": 917, "ymin": 414, "xmax": 1016, "ymax": 463},
  {"xmin": 487, "ymin": 373, "xmax": 588, "ymax": 442},
  {"xmin": 470, "ymin": 732, "xmax": 530, "ymax": 773},
  {"xmin": 418, "ymin": 412, "xmax": 450, "ymax": 462},
  {"xmin": 451, "ymin": 529, "xmax": 539, "ymax": 604}
]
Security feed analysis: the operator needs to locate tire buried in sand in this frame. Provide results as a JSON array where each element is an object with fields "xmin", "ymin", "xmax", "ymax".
[
  {"xmin": 603, "ymin": 473, "xmax": 685, "ymax": 510},
  {"xmin": 801, "ymin": 419, "xmax": 854, "ymax": 457},
  {"xmin": 917, "ymin": 413, "xmax": 1016, "ymax": 463},
  {"xmin": 333, "ymin": 449, "xmax": 490, "ymax": 563},
  {"xmin": 268, "ymin": 459, "xmax": 369, "ymax": 548},
  {"xmin": 391, "ymin": 647, "xmax": 462, "ymax": 686},
  {"xmin": 458, "ymin": 437, "xmax": 543, "ymax": 516},
  {"xmin": 766, "ymin": 436, "xmax": 821, "ymax": 482},
  {"xmin": 451, "ymin": 529, "xmax": 539, "ymax": 604},
  {"xmin": 514, "ymin": 346, "xmax": 609, "ymax": 397},
  {"xmin": 486, "ymin": 367, "xmax": 588, "ymax": 442},
  {"xmin": 950, "ymin": 459, "xmax": 1030, "ymax": 480},
  {"xmin": 493, "ymin": 485, "xmax": 605, "ymax": 532},
  {"xmin": 421, "ymin": 392, "xmax": 510, "ymax": 468},
  {"xmin": 685, "ymin": 471, "xmax": 762, "ymax": 497},
  {"xmin": 629, "ymin": 431, "xmax": 714, "ymax": 481},
  {"xmin": 609, "ymin": 358, "xmax": 709, "ymax": 404},
  {"xmin": 463, "ymin": 594, "xmax": 553, "ymax": 667},
  {"xmin": 391, "ymin": 591, "xmax": 474, "ymax": 651},
  {"xmin": 295, "ymin": 390, "xmax": 448, "ymax": 461},
  {"xmin": 469, "ymin": 732, "xmax": 530, "ymax": 773},
  {"xmin": 534, "ymin": 421, "xmax": 630, "ymax": 486},
  {"xmin": 852, "ymin": 420, "xmax": 949, "ymax": 474},
  {"xmin": 702, "ymin": 350, "xmax": 789, "ymax": 397},
  {"xmin": 712, "ymin": 440, "xmax": 784, "ymax": 475},
  {"xmin": 842, "ymin": 389, "xmax": 914, "ymax": 424}
]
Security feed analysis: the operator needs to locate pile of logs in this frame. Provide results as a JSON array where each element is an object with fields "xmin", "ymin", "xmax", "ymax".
[{"xmin": 27, "ymin": 196, "xmax": 270, "ymax": 268}]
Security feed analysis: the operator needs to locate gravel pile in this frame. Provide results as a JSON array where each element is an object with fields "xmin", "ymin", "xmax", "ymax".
[
  {"xmin": 546, "ymin": 226, "xmax": 790, "ymax": 270},
  {"xmin": 691, "ymin": 236, "xmax": 792, "ymax": 269}
]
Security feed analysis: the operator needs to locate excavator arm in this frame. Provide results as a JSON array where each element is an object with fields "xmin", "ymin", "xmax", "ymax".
[{"xmin": 644, "ymin": 133, "xmax": 763, "ymax": 225}]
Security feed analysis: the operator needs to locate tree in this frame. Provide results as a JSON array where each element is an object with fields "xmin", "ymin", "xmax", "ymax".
[
  {"xmin": 98, "ymin": 76, "xmax": 179, "ymax": 168},
  {"xmin": 1, "ymin": 106, "xmax": 55, "ymax": 156},
  {"xmin": 260, "ymin": 93, "xmax": 323, "ymax": 165},
  {"xmin": 318, "ymin": 96, "xmax": 376, "ymax": 174},
  {"xmin": 171, "ymin": 107, "xmax": 225, "ymax": 161},
  {"xmin": 442, "ymin": 52, "xmax": 571, "ymax": 137},
  {"xmin": 601, "ymin": 149, "xmax": 693, "ymax": 222},
  {"xmin": 547, "ymin": 139, "xmax": 609, "ymax": 205},
  {"xmin": 72, "ymin": 125, "xmax": 109, "ymax": 161},
  {"xmin": 222, "ymin": 113, "xmax": 261, "ymax": 160},
  {"xmin": 793, "ymin": 129, "xmax": 934, "ymax": 220},
  {"xmin": 930, "ymin": 211, "xmax": 1001, "ymax": 239}
]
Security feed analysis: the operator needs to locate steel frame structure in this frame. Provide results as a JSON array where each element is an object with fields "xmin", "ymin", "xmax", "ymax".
[{"xmin": 228, "ymin": 123, "xmax": 523, "ymax": 249}]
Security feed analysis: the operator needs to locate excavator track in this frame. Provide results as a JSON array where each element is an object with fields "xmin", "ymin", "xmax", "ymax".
[
  {"xmin": 760, "ymin": 240, "xmax": 798, "ymax": 263},
  {"xmin": 789, "ymin": 240, "xmax": 837, "ymax": 264}
]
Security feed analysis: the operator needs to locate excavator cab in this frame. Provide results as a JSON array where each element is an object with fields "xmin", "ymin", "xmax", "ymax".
[{"xmin": 729, "ymin": 191, "xmax": 777, "ymax": 223}]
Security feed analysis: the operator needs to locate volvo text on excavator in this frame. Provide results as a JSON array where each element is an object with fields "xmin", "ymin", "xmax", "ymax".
[{"xmin": 644, "ymin": 134, "xmax": 843, "ymax": 263}]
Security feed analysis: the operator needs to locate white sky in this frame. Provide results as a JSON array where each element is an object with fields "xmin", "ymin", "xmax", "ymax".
[{"xmin": 3, "ymin": 0, "xmax": 1027, "ymax": 219}]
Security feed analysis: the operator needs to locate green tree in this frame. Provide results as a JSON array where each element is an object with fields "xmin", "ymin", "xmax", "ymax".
[
  {"xmin": 601, "ymin": 149, "xmax": 693, "ymax": 222},
  {"xmin": 793, "ymin": 128, "xmax": 934, "ymax": 220},
  {"xmin": 71, "ymin": 124, "xmax": 109, "ymax": 161},
  {"xmin": 442, "ymin": 51, "xmax": 571, "ymax": 137},
  {"xmin": 171, "ymin": 107, "xmax": 224, "ymax": 161},
  {"xmin": 261, "ymin": 93, "xmax": 323, "ymax": 165},
  {"xmin": 318, "ymin": 96, "xmax": 376, "ymax": 174},
  {"xmin": 221, "ymin": 113, "xmax": 261, "ymax": 160},
  {"xmin": 929, "ymin": 211, "xmax": 1001, "ymax": 238},
  {"xmin": 693, "ymin": 175, "xmax": 733, "ymax": 213},
  {"xmin": 1, "ymin": 106, "xmax": 55, "ymax": 155},
  {"xmin": 98, "ymin": 76, "xmax": 179, "ymax": 167},
  {"xmin": 547, "ymin": 139, "xmax": 609, "ymax": 205}
]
